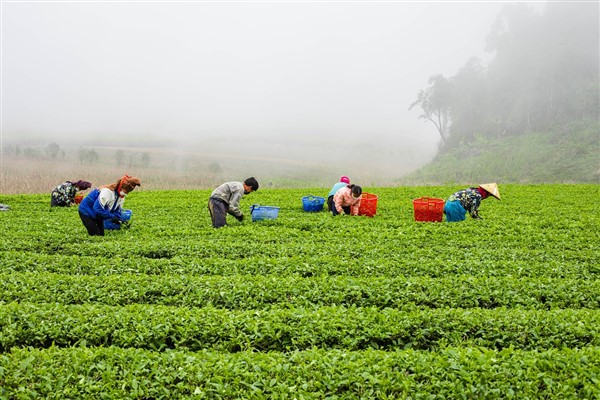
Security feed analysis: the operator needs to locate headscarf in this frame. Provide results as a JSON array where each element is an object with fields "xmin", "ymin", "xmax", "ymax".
[
  {"xmin": 121, "ymin": 176, "xmax": 141, "ymax": 193},
  {"xmin": 340, "ymin": 176, "xmax": 350, "ymax": 184},
  {"xmin": 100, "ymin": 175, "xmax": 141, "ymax": 197},
  {"xmin": 476, "ymin": 187, "xmax": 489, "ymax": 199},
  {"xmin": 74, "ymin": 180, "xmax": 92, "ymax": 190}
]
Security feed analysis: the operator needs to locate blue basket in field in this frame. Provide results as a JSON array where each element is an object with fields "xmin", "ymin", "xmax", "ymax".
[
  {"xmin": 250, "ymin": 205, "xmax": 280, "ymax": 222},
  {"xmin": 104, "ymin": 209, "xmax": 132, "ymax": 230},
  {"xmin": 302, "ymin": 195, "xmax": 325, "ymax": 212}
]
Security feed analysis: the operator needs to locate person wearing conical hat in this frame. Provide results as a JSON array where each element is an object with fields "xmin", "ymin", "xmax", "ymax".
[
  {"xmin": 443, "ymin": 183, "xmax": 501, "ymax": 222},
  {"xmin": 78, "ymin": 175, "xmax": 141, "ymax": 236}
]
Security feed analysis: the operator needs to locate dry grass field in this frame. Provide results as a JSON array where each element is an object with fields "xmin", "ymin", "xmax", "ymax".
[{"xmin": 0, "ymin": 140, "xmax": 422, "ymax": 194}]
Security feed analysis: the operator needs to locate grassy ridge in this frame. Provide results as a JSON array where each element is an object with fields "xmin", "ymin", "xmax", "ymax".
[{"xmin": 401, "ymin": 120, "xmax": 600, "ymax": 184}]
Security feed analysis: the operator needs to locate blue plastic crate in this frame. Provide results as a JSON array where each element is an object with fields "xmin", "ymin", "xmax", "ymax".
[
  {"xmin": 302, "ymin": 195, "xmax": 325, "ymax": 212},
  {"xmin": 250, "ymin": 205, "xmax": 280, "ymax": 222},
  {"xmin": 121, "ymin": 209, "xmax": 132, "ymax": 221},
  {"xmin": 104, "ymin": 209, "xmax": 132, "ymax": 230}
]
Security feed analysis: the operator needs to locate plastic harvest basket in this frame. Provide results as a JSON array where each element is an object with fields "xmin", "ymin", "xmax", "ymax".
[
  {"xmin": 74, "ymin": 194, "xmax": 84, "ymax": 204},
  {"xmin": 250, "ymin": 205, "xmax": 280, "ymax": 222},
  {"xmin": 358, "ymin": 193, "xmax": 378, "ymax": 217},
  {"xmin": 302, "ymin": 195, "xmax": 325, "ymax": 212},
  {"xmin": 412, "ymin": 197, "xmax": 445, "ymax": 222},
  {"xmin": 104, "ymin": 209, "xmax": 132, "ymax": 230}
]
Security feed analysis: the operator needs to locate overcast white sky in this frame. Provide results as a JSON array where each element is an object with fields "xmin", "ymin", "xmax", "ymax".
[{"xmin": 0, "ymin": 0, "xmax": 546, "ymax": 167}]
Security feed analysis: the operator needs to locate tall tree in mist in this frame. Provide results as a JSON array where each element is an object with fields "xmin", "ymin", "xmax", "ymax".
[
  {"xmin": 46, "ymin": 143, "xmax": 61, "ymax": 159},
  {"xmin": 409, "ymin": 75, "xmax": 453, "ymax": 146}
]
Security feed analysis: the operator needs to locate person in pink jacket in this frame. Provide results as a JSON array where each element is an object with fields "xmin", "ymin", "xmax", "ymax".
[{"xmin": 332, "ymin": 184, "xmax": 362, "ymax": 216}]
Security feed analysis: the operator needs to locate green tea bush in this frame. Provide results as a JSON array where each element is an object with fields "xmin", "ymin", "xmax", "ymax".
[{"xmin": 0, "ymin": 184, "xmax": 598, "ymax": 398}]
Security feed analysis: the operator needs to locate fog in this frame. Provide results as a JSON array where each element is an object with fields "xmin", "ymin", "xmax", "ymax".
[{"xmin": 1, "ymin": 1, "xmax": 546, "ymax": 187}]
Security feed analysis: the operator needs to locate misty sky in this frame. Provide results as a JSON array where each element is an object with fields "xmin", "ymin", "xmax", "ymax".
[{"xmin": 1, "ymin": 1, "xmax": 545, "ymax": 158}]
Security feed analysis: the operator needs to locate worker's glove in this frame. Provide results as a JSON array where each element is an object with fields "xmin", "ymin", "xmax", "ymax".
[{"xmin": 235, "ymin": 214, "xmax": 244, "ymax": 222}]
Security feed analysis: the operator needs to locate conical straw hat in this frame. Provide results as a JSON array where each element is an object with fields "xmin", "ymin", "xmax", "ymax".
[{"xmin": 479, "ymin": 183, "xmax": 501, "ymax": 200}]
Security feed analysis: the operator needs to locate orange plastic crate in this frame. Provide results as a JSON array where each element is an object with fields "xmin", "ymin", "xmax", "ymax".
[
  {"xmin": 413, "ymin": 197, "xmax": 445, "ymax": 222},
  {"xmin": 358, "ymin": 193, "xmax": 378, "ymax": 217}
]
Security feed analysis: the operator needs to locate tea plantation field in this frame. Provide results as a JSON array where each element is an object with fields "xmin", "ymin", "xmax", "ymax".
[{"xmin": 0, "ymin": 184, "xmax": 599, "ymax": 398}]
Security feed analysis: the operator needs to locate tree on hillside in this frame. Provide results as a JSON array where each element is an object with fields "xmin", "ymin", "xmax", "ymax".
[
  {"xmin": 445, "ymin": 58, "xmax": 491, "ymax": 147},
  {"xmin": 409, "ymin": 75, "xmax": 453, "ymax": 146},
  {"xmin": 412, "ymin": 2, "xmax": 599, "ymax": 149}
]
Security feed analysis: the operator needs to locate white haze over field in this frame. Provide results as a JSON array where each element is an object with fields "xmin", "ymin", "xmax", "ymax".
[{"xmin": 0, "ymin": 0, "xmax": 547, "ymax": 183}]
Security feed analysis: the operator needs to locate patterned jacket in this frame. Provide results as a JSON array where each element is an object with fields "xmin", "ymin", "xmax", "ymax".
[
  {"xmin": 447, "ymin": 188, "xmax": 482, "ymax": 219},
  {"xmin": 51, "ymin": 182, "xmax": 77, "ymax": 206}
]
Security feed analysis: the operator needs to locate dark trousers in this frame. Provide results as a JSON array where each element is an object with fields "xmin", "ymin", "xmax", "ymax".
[
  {"xmin": 331, "ymin": 203, "xmax": 351, "ymax": 216},
  {"xmin": 50, "ymin": 197, "xmax": 68, "ymax": 207},
  {"xmin": 208, "ymin": 197, "xmax": 228, "ymax": 228},
  {"xmin": 328, "ymin": 195, "xmax": 351, "ymax": 215},
  {"xmin": 79, "ymin": 210, "xmax": 105, "ymax": 236}
]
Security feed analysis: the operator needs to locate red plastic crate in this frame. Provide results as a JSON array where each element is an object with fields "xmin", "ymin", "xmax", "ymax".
[
  {"xmin": 413, "ymin": 197, "xmax": 445, "ymax": 222},
  {"xmin": 358, "ymin": 193, "xmax": 378, "ymax": 217}
]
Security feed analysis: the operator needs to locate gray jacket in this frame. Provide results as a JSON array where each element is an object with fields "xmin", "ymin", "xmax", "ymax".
[{"xmin": 210, "ymin": 181, "xmax": 245, "ymax": 217}]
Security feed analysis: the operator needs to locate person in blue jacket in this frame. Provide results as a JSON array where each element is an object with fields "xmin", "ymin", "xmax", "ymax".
[
  {"xmin": 78, "ymin": 175, "xmax": 141, "ymax": 236},
  {"xmin": 327, "ymin": 176, "xmax": 350, "ymax": 212}
]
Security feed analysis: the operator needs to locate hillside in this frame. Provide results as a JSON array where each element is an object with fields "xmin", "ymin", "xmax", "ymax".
[{"xmin": 399, "ymin": 120, "xmax": 599, "ymax": 185}]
